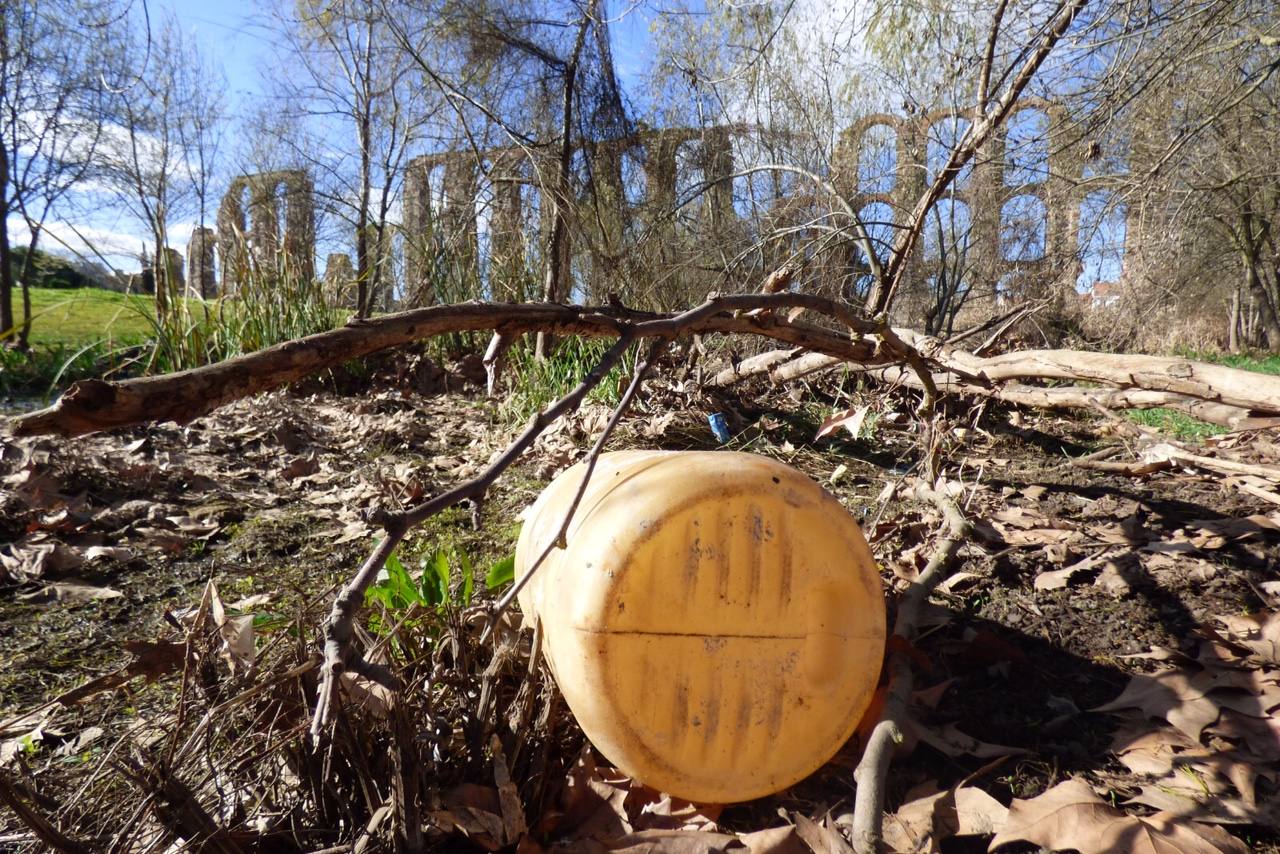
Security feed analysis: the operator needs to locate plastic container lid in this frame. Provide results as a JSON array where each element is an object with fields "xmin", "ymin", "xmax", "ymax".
[{"xmin": 516, "ymin": 450, "xmax": 885, "ymax": 803}]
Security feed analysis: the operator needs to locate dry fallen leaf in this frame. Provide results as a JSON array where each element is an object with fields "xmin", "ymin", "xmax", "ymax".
[
  {"xmin": 815, "ymin": 406, "xmax": 869, "ymax": 441},
  {"xmin": 909, "ymin": 721, "xmax": 1028, "ymax": 759},
  {"xmin": 1093, "ymin": 670, "xmax": 1224, "ymax": 741},
  {"xmin": 1110, "ymin": 722, "xmax": 1201, "ymax": 776},
  {"xmin": 792, "ymin": 813, "xmax": 853, "ymax": 854},
  {"xmin": 988, "ymin": 778, "xmax": 1248, "ymax": 853},
  {"xmin": 1215, "ymin": 611, "xmax": 1280, "ymax": 665},
  {"xmin": 16, "ymin": 582, "xmax": 123, "ymax": 603},
  {"xmin": 1094, "ymin": 560, "xmax": 1135, "ymax": 597},
  {"xmin": 607, "ymin": 829, "xmax": 747, "ymax": 853},
  {"xmin": 0, "ymin": 534, "xmax": 84, "ymax": 581},
  {"xmin": 884, "ymin": 782, "xmax": 1007, "ymax": 853},
  {"xmin": 736, "ymin": 826, "xmax": 806, "ymax": 854}
]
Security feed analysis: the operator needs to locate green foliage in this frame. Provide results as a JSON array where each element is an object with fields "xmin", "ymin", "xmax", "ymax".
[
  {"xmin": 1125, "ymin": 408, "xmax": 1220, "ymax": 441},
  {"xmin": 0, "ymin": 339, "xmax": 146, "ymax": 399},
  {"xmin": 143, "ymin": 264, "xmax": 341, "ymax": 374},
  {"xmin": 9, "ymin": 247, "xmax": 110, "ymax": 290},
  {"xmin": 365, "ymin": 545, "xmax": 479, "ymax": 615},
  {"xmin": 0, "ymin": 268, "xmax": 338, "ymax": 394},
  {"xmin": 485, "ymin": 554, "xmax": 515, "ymax": 591},
  {"xmin": 501, "ymin": 336, "xmax": 626, "ymax": 423},
  {"xmin": 365, "ymin": 551, "xmax": 420, "ymax": 611}
]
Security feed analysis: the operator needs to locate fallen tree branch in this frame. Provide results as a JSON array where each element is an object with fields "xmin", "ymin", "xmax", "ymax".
[
  {"xmin": 713, "ymin": 351, "xmax": 1267, "ymax": 428},
  {"xmin": 1140, "ymin": 443, "xmax": 1280, "ymax": 482},
  {"xmin": 852, "ymin": 482, "xmax": 971, "ymax": 854},
  {"xmin": 1070, "ymin": 456, "xmax": 1173, "ymax": 477},
  {"xmin": 894, "ymin": 332, "xmax": 1280, "ymax": 415},
  {"xmin": 12, "ymin": 294, "xmax": 901, "ymax": 438}
]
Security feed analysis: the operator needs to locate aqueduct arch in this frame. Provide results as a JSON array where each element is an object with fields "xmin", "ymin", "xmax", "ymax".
[
  {"xmin": 215, "ymin": 170, "xmax": 315, "ymax": 295},
  {"xmin": 207, "ymin": 101, "xmax": 1133, "ymax": 312}
]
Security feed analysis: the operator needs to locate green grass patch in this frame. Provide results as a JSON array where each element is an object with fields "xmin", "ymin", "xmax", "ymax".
[
  {"xmin": 20, "ymin": 287, "xmax": 154, "ymax": 347},
  {"xmin": 0, "ymin": 278, "xmax": 341, "ymax": 398},
  {"xmin": 1125, "ymin": 408, "xmax": 1221, "ymax": 441},
  {"xmin": 1, "ymin": 288, "xmax": 155, "ymax": 397},
  {"xmin": 501, "ymin": 336, "xmax": 628, "ymax": 423},
  {"xmin": 1174, "ymin": 348, "xmax": 1280, "ymax": 375},
  {"xmin": 1123, "ymin": 349, "xmax": 1280, "ymax": 441}
]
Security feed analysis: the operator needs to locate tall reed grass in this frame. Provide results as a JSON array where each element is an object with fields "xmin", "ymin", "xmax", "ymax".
[
  {"xmin": 143, "ymin": 243, "xmax": 342, "ymax": 374},
  {"xmin": 500, "ymin": 336, "xmax": 627, "ymax": 423}
]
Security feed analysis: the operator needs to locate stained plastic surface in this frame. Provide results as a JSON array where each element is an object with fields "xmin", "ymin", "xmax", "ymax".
[{"xmin": 515, "ymin": 451, "xmax": 886, "ymax": 803}]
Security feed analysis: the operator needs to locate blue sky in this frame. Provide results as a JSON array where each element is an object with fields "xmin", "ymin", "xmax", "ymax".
[
  {"xmin": 166, "ymin": 0, "xmax": 271, "ymax": 112},
  {"xmin": 6, "ymin": 0, "xmax": 661, "ymax": 273}
]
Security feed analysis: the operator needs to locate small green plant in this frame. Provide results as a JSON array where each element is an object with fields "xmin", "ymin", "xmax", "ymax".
[
  {"xmin": 485, "ymin": 554, "xmax": 516, "ymax": 590},
  {"xmin": 140, "ymin": 237, "xmax": 342, "ymax": 374},
  {"xmin": 0, "ymin": 338, "xmax": 148, "ymax": 398},
  {"xmin": 365, "ymin": 546, "xmax": 481, "ymax": 613}
]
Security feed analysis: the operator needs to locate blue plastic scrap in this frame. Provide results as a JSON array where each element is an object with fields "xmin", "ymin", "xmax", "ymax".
[{"xmin": 707, "ymin": 412, "xmax": 731, "ymax": 444}]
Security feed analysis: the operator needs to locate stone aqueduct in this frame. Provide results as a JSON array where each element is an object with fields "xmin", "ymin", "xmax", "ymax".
[{"xmin": 185, "ymin": 103, "xmax": 1132, "ymax": 305}]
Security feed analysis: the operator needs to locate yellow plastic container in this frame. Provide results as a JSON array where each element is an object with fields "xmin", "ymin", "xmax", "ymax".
[{"xmin": 515, "ymin": 451, "xmax": 885, "ymax": 803}]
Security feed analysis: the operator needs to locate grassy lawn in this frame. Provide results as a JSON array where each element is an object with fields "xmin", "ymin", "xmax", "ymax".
[
  {"xmin": 1198, "ymin": 352, "xmax": 1280, "ymax": 375},
  {"xmin": 22, "ymin": 287, "xmax": 155, "ymax": 347}
]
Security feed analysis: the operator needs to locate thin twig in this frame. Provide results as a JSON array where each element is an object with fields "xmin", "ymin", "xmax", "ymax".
[
  {"xmin": 484, "ymin": 338, "xmax": 667, "ymax": 640},
  {"xmin": 311, "ymin": 333, "xmax": 637, "ymax": 737},
  {"xmin": 0, "ymin": 775, "xmax": 91, "ymax": 854},
  {"xmin": 851, "ymin": 482, "xmax": 972, "ymax": 854}
]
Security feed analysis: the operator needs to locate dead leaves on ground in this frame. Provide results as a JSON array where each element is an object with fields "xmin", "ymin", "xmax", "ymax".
[
  {"xmin": 990, "ymin": 778, "xmax": 1248, "ymax": 854},
  {"xmin": 975, "ymin": 486, "xmax": 1276, "ymax": 596},
  {"xmin": 430, "ymin": 748, "xmax": 819, "ymax": 853},
  {"xmin": 1089, "ymin": 601, "xmax": 1280, "ymax": 842},
  {"xmin": 884, "ymin": 780, "xmax": 1008, "ymax": 853},
  {"xmin": 0, "ymin": 389, "xmax": 511, "ymax": 588}
]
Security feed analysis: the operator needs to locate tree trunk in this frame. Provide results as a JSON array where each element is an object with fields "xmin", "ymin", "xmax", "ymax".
[
  {"xmin": 1240, "ymin": 213, "xmax": 1280, "ymax": 351},
  {"xmin": 356, "ymin": 117, "xmax": 372, "ymax": 318},
  {"xmin": 16, "ymin": 225, "xmax": 40, "ymax": 350},
  {"xmin": 0, "ymin": 140, "xmax": 14, "ymax": 344},
  {"xmin": 1228, "ymin": 288, "xmax": 1240, "ymax": 353},
  {"xmin": 1245, "ymin": 259, "xmax": 1280, "ymax": 351},
  {"xmin": 535, "ymin": 2, "xmax": 594, "ymax": 359}
]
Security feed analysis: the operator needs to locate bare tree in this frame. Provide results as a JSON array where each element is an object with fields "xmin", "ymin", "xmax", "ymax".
[
  {"xmin": 264, "ymin": 0, "xmax": 444, "ymax": 317},
  {"xmin": 0, "ymin": 0, "xmax": 121, "ymax": 346},
  {"xmin": 98, "ymin": 11, "xmax": 225, "ymax": 318}
]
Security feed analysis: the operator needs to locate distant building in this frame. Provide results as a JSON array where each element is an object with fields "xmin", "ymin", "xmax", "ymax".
[{"xmin": 1080, "ymin": 281, "xmax": 1121, "ymax": 308}]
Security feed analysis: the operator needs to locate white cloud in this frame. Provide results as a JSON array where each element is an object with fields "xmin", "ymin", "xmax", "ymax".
[{"xmin": 5, "ymin": 215, "xmax": 182, "ymax": 273}]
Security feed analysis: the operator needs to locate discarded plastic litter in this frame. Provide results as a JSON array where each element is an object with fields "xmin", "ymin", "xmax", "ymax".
[
  {"xmin": 707, "ymin": 412, "xmax": 731, "ymax": 443},
  {"xmin": 515, "ymin": 450, "xmax": 886, "ymax": 803}
]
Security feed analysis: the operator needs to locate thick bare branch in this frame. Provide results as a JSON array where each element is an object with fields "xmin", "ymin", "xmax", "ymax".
[{"xmin": 12, "ymin": 295, "xmax": 895, "ymax": 438}]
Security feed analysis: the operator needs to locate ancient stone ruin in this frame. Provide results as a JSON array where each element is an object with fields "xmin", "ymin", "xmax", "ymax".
[
  {"xmin": 191, "ymin": 101, "xmax": 1135, "ymax": 311},
  {"xmin": 186, "ymin": 227, "xmax": 217, "ymax": 299},
  {"xmin": 322, "ymin": 252, "xmax": 355, "ymax": 307},
  {"xmin": 215, "ymin": 170, "xmax": 315, "ymax": 295}
]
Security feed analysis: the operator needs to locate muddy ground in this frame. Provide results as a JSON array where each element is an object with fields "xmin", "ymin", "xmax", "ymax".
[{"xmin": 1, "ymin": 358, "xmax": 1277, "ymax": 852}]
